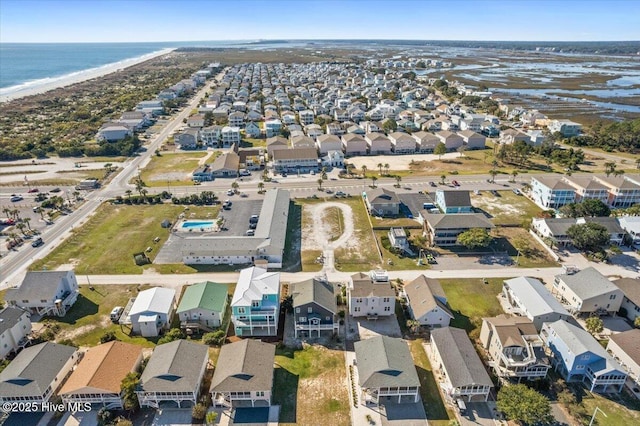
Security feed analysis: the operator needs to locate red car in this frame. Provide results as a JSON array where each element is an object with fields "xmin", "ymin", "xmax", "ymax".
[
  {"xmin": 452, "ymin": 180, "xmax": 460, "ymax": 187},
  {"xmin": 27, "ymin": 188, "xmax": 39, "ymax": 193}
]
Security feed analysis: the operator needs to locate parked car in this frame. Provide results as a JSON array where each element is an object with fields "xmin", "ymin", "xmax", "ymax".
[
  {"xmin": 490, "ymin": 190, "xmax": 500, "ymax": 196},
  {"xmin": 245, "ymin": 230, "xmax": 255, "ymax": 236},
  {"xmin": 49, "ymin": 187, "xmax": 61, "ymax": 193},
  {"xmin": 335, "ymin": 191, "xmax": 346, "ymax": 197},
  {"xmin": 249, "ymin": 223, "xmax": 257, "ymax": 229},
  {"xmin": 512, "ymin": 188, "xmax": 522, "ymax": 195},
  {"xmin": 31, "ymin": 237, "xmax": 44, "ymax": 248},
  {"xmin": 325, "ymin": 189, "xmax": 333, "ymax": 194},
  {"xmin": 429, "ymin": 181, "xmax": 437, "ymax": 187},
  {"xmin": 452, "ymin": 180, "xmax": 460, "ymax": 187},
  {"xmin": 226, "ymin": 189, "xmax": 234, "ymax": 196},
  {"xmin": 10, "ymin": 195, "xmax": 23, "ymax": 202},
  {"xmin": 110, "ymin": 306, "xmax": 124, "ymax": 322},
  {"xmin": 249, "ymin": 215, "xmax": 259, "ymax": 223}
]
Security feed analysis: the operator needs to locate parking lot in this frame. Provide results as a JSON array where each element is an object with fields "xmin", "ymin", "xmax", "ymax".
[{"xmin": 154, "ymin": 199, "xmax": 264, "ymax": 264}]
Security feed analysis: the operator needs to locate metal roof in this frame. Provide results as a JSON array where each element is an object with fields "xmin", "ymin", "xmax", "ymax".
[
  {"xmin": 176, "ymin": 281, "xmax": 228, "ymax": 314},
  {"xmin": 503, "ymin": 277, "xmax": 569, "ymax": 318}
]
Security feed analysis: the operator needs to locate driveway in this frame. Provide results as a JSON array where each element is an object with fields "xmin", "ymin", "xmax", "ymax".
[
  {"xmin": 346, "ymin": 314, "xmax": 402, "ymax": 341},
  {"xmin": 459, "ymin": 402, "xmax": 499, "ymax": 426},
  {"xmin": 151, "ymin": 408, "xmax": 193, "ymax": 426}
]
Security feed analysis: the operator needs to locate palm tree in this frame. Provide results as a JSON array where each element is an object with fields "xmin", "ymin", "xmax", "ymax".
[
  {"xmin": 321, "ymin": 167, "xmax": 327, "ymax": 180},
  {"xmin": 125, "ymin": 190, "xmax": 132, "ymax": 200},
  {"xmin": 134, "ymin": 175, "xmax": 145, "ymax": 196},
  {"xmin": 361, "ymin": 165, "xmax": 368, "ymax": 178},
  {"xmin": 258, "ymin": 182, "xmax": 265, "ymax": 194},
  {"xmin": 440, "ymin": 174, "xmax": 447, "ymax": 185},
  {"xmin": 72, "ymin": 191, "xmax": 80, "ymax": 201},
  {"xmin": 371, "ymin": 176, "xmax": 378, "ymax": 188},
  {"xmin": 511, "ymin": 170, "xmax": 519, "ymax": 183},
  {"xmin": 489, "ymin": 169, "xmax": 498, "ymax": 183},
  {"xmin": 613, "ymin": 169, "xmax": 625, "ymax": 178},
  {"xmin": 141, "ymin": 189, "xmax": 148, "ymax": 201},
  {"xmin": 7, "ymin": 232, "xmax": 19, "ymax": 245},
  {"xmin": 2, "ymin": 207, "xmax": 10, "ymax": 219},
  {"xmin": 384, "ymin": 163, "xmax": 390, "ymax": 175},
  {"xmin": 317, "ymin": 178, "xmax": 324, "ymax": 191},
  {"xmin": 231, "ymin": 181, "xmax": 240, "ymax": 193},
  {"xmin": 377, "ymin": 163, "xmax": 383, "ymax": 175},
  {"xmin": 23, "ymin": 217, "xmax": 31, "ymax": 231},
  {"xmin": 35, "ymin": 207, "xmax": 45, "ymax": 221},
  {"xmin": 395, "ymin": 175, "xmax": 402, "ymax": 188},
  {"xmin": 604, "ymin": 161, "xmax": 616, "ymax": 177},
  {"xmin": 15, "ymin": 222, "xmax": 26, "ymax": 236}
]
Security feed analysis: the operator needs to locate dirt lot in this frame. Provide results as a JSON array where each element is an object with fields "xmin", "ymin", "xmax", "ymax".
[{"xmin": 472, "ymin": 190, "xmax": 542, "ymax": 225}]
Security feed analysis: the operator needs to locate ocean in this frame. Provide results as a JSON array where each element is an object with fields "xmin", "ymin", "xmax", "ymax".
[{"xmin": 0, "ymin": 41, "xmax": 305, "ymax": 96}]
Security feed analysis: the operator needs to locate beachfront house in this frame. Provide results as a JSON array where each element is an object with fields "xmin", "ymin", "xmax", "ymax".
[
  {"xmin": 551, "ymin": 267, "xmax": 623, "ymax": 316},
  {"xmin": 290, "ymin": 277, "xmax": 338, "ymax": 338},
  {"xmin": 403, "ymin": 275, "xmax": 453, "ymax": 328}
]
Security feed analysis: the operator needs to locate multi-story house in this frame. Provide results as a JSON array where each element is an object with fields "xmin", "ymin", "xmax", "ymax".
[
  {"xmin": 176, "ymin": 281, "xmax": 229, "ymax": 331},
  {"xmin": 457, "ymin": 130, "xmax": 486, "ymax": 150},
  {"xmin": 365, "ymin": 132, "xmax": 392, "ymax": 155},
  {"xmin": 530, "ymin": 176, "xmax": 576, "ymax": 210},
  {"xmin": 403, "ymin": 275, "xmax": 453, "ymax": 328},
  {"xmin": 0, "ymin": 342, "xmax": 78, "ymax": 405},
  {"xmin": 388, "ymin": 132, "xmax": 416, "ymax": 154},
  {"xmin": 430, "ymin": 327, "xmax": 493, "ymax": 402},
  {"xmin": 200, "ymin": 126, "xmax": 222, "ymax": 147},
  {"xmin": 596, "ymin": 175, "xmax": 640, "ymax": 208},
  {"xmin": 364, "ymin": 188, "xmax": 400, "ymax": 217},
  {"xmin": 0, "ymin": 307, "xmax": 31, "ymax": 359},
  {"xmin": 613, "ymin": 278, "xmax": 640, "ymax": 323},
  {"xmin": 423, "ymin": 213, "xmax": 494, "ymax": 247},
  {"xmin": 348, "ymin": 272, "xmax": 395, "ymax": 318},
  {"xmin": 298, "ymin": 109, "xmax": 315, "ymax": 126},
  {"xmin": 342, "ymin": 133, "xmax": 368, "ymax": 156},
  {"xmin": 502, "ymin": 277, "xmax": 570, "ymax": 331},
  {"xmin": 412, "ymin": 131, "xmax": 440, "ymax": 153},
  {"xmin": 563, "ymin": 176, "xmax": 609, "ymax": 204},
  {"xmin": 96, "ymin": 123, "xmax": 133, "ymax": 142},
  {"xmin": 129, "ymin": 287, "xmax": 176, "ymax": 337},
  {"xmin": 552, "ymin": 267, "xmax": 623, "ymax": 316},
  {"xmin": 221, "ymin": 126, "xmax": 241, "ymax": 147},
  {"xmin": 607, "ymin": 329, "xmax": 640, "ymax": 390},
  {"xmin": 5, "ymin": 270, "xmax": 79, "ymax": 317},
  {"xmin": 548, "ymin": 119, "xmax": 582, "ymax": 137},
  {"xmin": 480, "ymin": 315, "xmax": 550, "ymax": 381},
  {"xmin": 435, "ymin": 190, "xmax": 473, "ymax": 214},
  {"xmin": 264, "ymin": 119, "xmax": 283, "ymax": 138},
  {"xmin": 228, "ymin": 111, "xmax": 245, "ymax": 128},
  {"xmin": 541, "ymin": 320, "xmax": 626, "ymax": 393},
  {"xmin": 290, "ymin": 277, "xmax": 338, "ymax": 338},
  {"xmin": 436, "ymin": 130, "xmax": 464, "ymax": 151},
  {"xmin": 272, "ymin": 148, "xmax": 319, "ymax": 174},
  {"xmin": 532, "ymin": 217, "xmax": 625, "ymax": 246},
  {"xmin": 231, "ymin": 266, "xmax": 280, "ymax": 336},
  {"xmin": 316, "ymin": 134, "xmax": 342, "ymax": 155}
]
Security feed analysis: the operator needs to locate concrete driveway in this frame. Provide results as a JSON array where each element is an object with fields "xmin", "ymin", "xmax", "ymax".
[
  {"xmin": 151, "ymin": 408, "xmax": 193, "ymax": 426},
  {"xmin": 346, "ymin": 314, "xmax": 402, "ymax": 341},
  {"xmin": 459, "ymin": 402, "xmax": 499, "ymax": 426}
]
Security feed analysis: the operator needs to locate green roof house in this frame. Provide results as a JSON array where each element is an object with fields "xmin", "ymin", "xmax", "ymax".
[{"xmin": 176, "ymin": 282, "xmax": 229, "ymax": 330}]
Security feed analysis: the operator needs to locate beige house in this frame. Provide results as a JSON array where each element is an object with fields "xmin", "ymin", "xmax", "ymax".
[
  {"xmin": 551, "ymin": 267, "xmax": 623, "ymax": 315},
  {"xmin": 365, "ymin": 132, "xmax": 392, "ymax": 155},
  {"xmin": 607, "ymin": 329, "xmax": 640, "ymax": 389},
  {"xmin": 348, "ymin": 272, "xmax": 395, "ymax": 318}
]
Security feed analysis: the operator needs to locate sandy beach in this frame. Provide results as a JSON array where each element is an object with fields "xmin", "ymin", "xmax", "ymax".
[{"xmin": 0, "ymin": 48, "xmax": 175, "ymax": 103}]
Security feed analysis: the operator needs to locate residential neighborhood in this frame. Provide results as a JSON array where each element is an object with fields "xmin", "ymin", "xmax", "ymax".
[{"xmin": 1, "ymin": 41, "xmax": 640, "ymax": 426}]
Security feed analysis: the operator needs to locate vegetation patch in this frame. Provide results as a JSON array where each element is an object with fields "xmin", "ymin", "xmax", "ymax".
[
  {"xmin": 321, "ymin": 206, "xmax": 344, "ymax": 242},
  {"xmin": 273, "ymin": 345, "xmax": 349, "ymax": 426},
  {"xmin": 30, "ymin": 203, "xmax": 216, "ymax": 274},
  {"xmin": 139, "ymin": 151, "xmax": 210, "ymax": 187}
]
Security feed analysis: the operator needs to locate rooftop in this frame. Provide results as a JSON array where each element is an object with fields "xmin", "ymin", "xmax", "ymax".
[
  {"xmin": 210, "ymin": 340, "xmax": 275, "ymax": 393},
  {"xmin": 354, "ymin": 336, "xmax": 420, "ymax": 389}
]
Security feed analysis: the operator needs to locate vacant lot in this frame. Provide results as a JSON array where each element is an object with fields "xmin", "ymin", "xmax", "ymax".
[
  {"xmin": 139, "ymin": 151, "xmax": 212, "ymax": 187},
  {"xmin": 374, "ymin": 229, "xmax": 431, "ymax": 271},
  {"xmin": 31, "ymin": 203, "xmax": 217, "ymax": 274},
  {"xmin": 440, "ymin": 278, "xmax": 505, "ymax": 340},
  {"xmin": 493, "ymin": 227, "xmax": 559, "ymax": 268},
  {"xmin": 274, "ymin": 345, "xmax": 350, "ymax": 426},
  {"xmin": 46, "ymin": 284, "xmax": 157, "ymax": 348},
  {"xmin": 472, "ymin": 190, "xmax": 542, "ymax": 225},
  {"xmin": 577, "ymin": 390, "xmax": 640, "ymax": 425}
]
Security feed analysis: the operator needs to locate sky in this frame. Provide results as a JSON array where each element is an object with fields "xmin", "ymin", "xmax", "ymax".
[{"xmin": 1, "ymin": 0, "xmax": 639, "ymax": 43}]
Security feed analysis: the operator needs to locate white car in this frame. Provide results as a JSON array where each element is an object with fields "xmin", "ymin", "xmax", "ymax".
[{"xmin": 227, "ymin": 189, "xmax": 234, "ymax": 196}]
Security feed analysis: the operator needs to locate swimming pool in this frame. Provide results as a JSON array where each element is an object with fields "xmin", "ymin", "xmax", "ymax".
[{"xmin": 180, "ymin": 220, "xmax": 215, "ymax": 231}]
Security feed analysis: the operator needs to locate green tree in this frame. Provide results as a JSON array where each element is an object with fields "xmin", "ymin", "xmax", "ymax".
[
  {"xmin": 192, "ymin": 403, "xmax": 207, "ymax": 420},
  {"xmin": 496, "ymin": 384, "xmax": 553, "ymax": 425},
  {"xmin": 579, "ymin": 199, "xmax": 611, "ymax": 217},
  {"xmin": 434, "ymin": 142, "xmax": 446, "ymax": 160},
  {"xmin": 157, "ymin": 328, "xmax": 185, "ymax": 345},
  {"xmin": 121, "ymin": 372, "xmax": 140, "ymax": 411},
  {"xmin": 511, "ymin": 170, "xmax": 519, "ymax": 183},
  {"xmin": 115, "ymin": 419, "xmax": 133, "ymax": 426},
  {"xmin": 377, "ymin": 162, "xmax": 384, "ymax": 175},
  {"xmin": 395, "ymin": 175, "xmax": 402, "ymax": 188},
  {"xmin": 361, "ymin": 165, "xmax": 368, "ymax": 178},
  {"xmin": 440, "ymin": 174, "xmax": 447, "ymax": 185},
  {"xmin": 585, "ymin": 316, "xmax": 604, "ymax": 335},
  {"xmin": 206, "ymin": 411, "xmax": 219, "ymax": 426},
  {"xmin": 257, "ymin": 181, "xmax": 264, "ymax": 193},
  {"xmin": 566, "ymin": 222, "xmax": 610, "ymax": 252},
  {"xmin": 231, "ymin": 181, "xmax": 239, "ymax": 193},
  {"xmin": 99, "ymin": 331, "xmax": 117, "ymax": 344},
  {"xmin": 604, "ymin": 161, "xmax": 617, "ymax": 177},
  {"xmin": 371, "ymin": 176, "xmax": 378, "ymax": 188},
  {"xmin": 202, "ymin": 330, "xmax": 226, "ymax": 346},
  {"xmin": 384, "ymin": 163, "xmax": 390, "ymax": 175},
  {"xmin": 134, "ymin": 175, "xmax": 146, "ymax": 196},
  {"xmin": 382, "ymin": 118, "xmax": 397, "ymax": 133},
  {"xmin": 456, "ymin": 228, "xmax": 493, "ymax": 250},
  {"xmin": 489, "ymin": 169, "xmax": 499, "ymax": 183},
  {"xmin": 634, "ymin": 317, "xmax": 640, "ymax": 328},
  {"xmin": 317, "ymin": 178, "xmax": 324, "ymax": 191},
  {"xmin": 457, "ymin": 144, "xmax": 466, "ymax": 158}
]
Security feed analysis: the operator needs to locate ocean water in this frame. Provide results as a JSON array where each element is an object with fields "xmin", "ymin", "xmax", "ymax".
[{"xmin": 0, "ymin": 40, "xmax": 304, "ymax": 94}]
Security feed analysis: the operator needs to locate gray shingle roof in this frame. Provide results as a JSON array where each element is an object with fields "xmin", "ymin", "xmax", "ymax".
[
  {"xmin": 0, "ymin": 307, "xmax": 28, "ymax": 335},
  {"xmin": 404, "ymin": 276, "xmax": 453, "ymax": 321},
  {"xmin": 425, "ymin": 213, "xmax": 494, "ymax": 230},
  {"xmin": 350, "ymin": 273, "xmax": 395, "ymax": 298},
  {"xmin": 439, "ymin": 190, "xmax": 471, "ymax": 208},
  {"xmin": 291, "ymin": 278, "xmax": 337, "ymax": 314},
  {"xmin": 366, "ymin": 188, "xmax": 399, "ymax": 204},
  {"xmin": 210, "ymin": 340, "xmax": 275, "ymax": 393},
  {"xmin": 555, "ymin": 267, "xmax": 621, "ymax": 301},
  {"xmin": 6, "ymin": 271, "xmax": 71, "ymax": 302},
  {"xmin": 613, "ymin": 278, "xmax": 640, "ymax": 307},
  {"xmin": 430, "ymin": 327, "xmax": 493, "ymax": 388},
  {"xmin": 0, "ymin": 342, "xmax": 76, "ymax": 397},
  {"xmin": 140, "ymin": 340, "xmax": 209, "ymax": 393},
  {"xmin": 354, "ymin": 336, "xmax": 420, "ymax": 389}
]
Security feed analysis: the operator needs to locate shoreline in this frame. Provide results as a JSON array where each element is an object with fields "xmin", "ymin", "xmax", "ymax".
[{"xmin": 0, "ymin": 48, "xmax": 175, "ymax": 103}]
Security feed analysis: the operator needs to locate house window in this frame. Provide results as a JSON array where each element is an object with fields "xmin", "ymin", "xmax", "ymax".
[
  {"xmin": 252, "ymin": 301, "xmax": 260, "ymax": 308},
  {"xmin": 326, "ymin": 316, "xmax": 331, "ymax": 321},
  {"xmin": 307, "ymin": 307, "xmax": 313, "ymax": 313},
  {"xmin": 581, "ymin": 354, "xmax": 589, "ymax": 360},
  {"xmin": 355, "ymin": 307, "xmax": 360, "ymax": 312},
  {"xmin": 256, "ymin": 391, "xmax": 265, "ymax": 397},
  {"xmin": 576, "ymin": 365, "xmax": 585, "ymax": 370},
  {"xmin": 356, "ymin": 298, "xmax": 362, "ymax": 303},
  {"xmin": 295, "ymin": 308, "xmax": 300, "ymax": 313},
  {"xmin": 238, "ymin": 307, "xmax": 246, "ymax": 314},
  {"xmin": 383, "ymin": 298, "xmax": 390, "ymax": 302},
  {"xmin": 263, "ymin": 294, "xmax": 268, "ymax": 300},
  {"xmin": 22, "ymin": 300, "xmax": 29, "ymax": 304},
  {"xmin": 610, "ymin": 294, "xmax": 616, "ymax": 300},
  {"xmin": 40, "ymin": 299, "xmax": 48, "ymax": 303},
  {"xmin": 299, "ymin": 317, "xmax": 306, "ymax": 322},
  {"xmin": 384, "ymin": 306, "xmax": 391, "ymax": 312}
]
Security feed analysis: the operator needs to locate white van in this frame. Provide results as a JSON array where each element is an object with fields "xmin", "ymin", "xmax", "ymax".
[{"xmin": 110, "ymin": 306, "xmax": 124, "ymax": 322}]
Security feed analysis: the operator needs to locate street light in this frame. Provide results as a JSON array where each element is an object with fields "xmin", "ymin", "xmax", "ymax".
[{"xmin": 588, "ymin": 406, "xmax": 607, "ymax": 426}]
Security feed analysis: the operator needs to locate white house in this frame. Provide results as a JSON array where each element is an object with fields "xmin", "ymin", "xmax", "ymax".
[
  {"xmin": 348, "ymin": 272, "xmax": 395, "ymax": 318},
  {"xmin": 388, "ymin": 227, "xmax": 409, "ymax": 252},
  {"xmin": 0, "ymin": 307, "xmax": 31, "ymax": 359},
  {"xmin": 137, "ymin": 340, "xmax": 209, "ymax": 408},
  {"xmin": 607, "ymin": 329, "xmax": 640, "ymax": 389},
  {"xmin": 316, "ymin": 134, "xmax": 342, "ymax": 155},
  {"xmin": 502, "ymin": 277, "xmax": 570, "ymax": 331},
  {"xmin": 245, "ymin": 121, "xmax": 261, "ymax": 138},
  {"xmin": 552, "ymin": 267, "xmax": 623, "ymax": 315},
  {"xmin": 5, "ymin": 270, "xmax": 79, "ymax": 317},
  {"xmin": 403, "ymin": 275, "xmax": 453, "ymax": 328},
  {"xmin": 129, "ymin": 287, "xmax": 177, "ymax": 337},
  {"xmin": 430, "ymin": 327, "xmax": 493, "ymax": 402},
  {"xmin": 618, "ymin": 216, "xmax": 640, "ymax": 246},
  {"xmin": 221, "ymin": 126, "xmax": 241, "ymax": 147},
  {"xmin": 548, "ymin": 119, "xmax": 582, "ymax": 137},
  {"xmin": 0, "ymin": 342, "xmax": 78, "ymax": 405},
  {"xmin": 96, "ymin": 123, "xmax": 133, "ymax": 142},
  {"xmin": 176, "ymin": 281, "xmax": 229, "ymax": 330}
]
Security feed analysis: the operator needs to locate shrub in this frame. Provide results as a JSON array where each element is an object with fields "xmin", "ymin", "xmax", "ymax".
[
  {"xmin": 99, "ymin": 331, "xmax": 117, "ymax": 344},
  {"xmin": 202, "ymin": 330, "xmax": 226, "ymax": 346},
  {"xmin": 192, "ymin": 403, "xmax": 207, "ymax": 420}
]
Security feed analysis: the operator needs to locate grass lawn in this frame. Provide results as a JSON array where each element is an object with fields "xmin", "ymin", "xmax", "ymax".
[
  {"xmin": 578, "ymin": 391, "xmax": 640, "ymax": 425},
  {"xmin": 333, "ymin": 198, "xmax": 381, "ymax": 272},
  {"xmin": 472, "ymin": 190, "xmax": 542, "ymax": 226},
  {"xmin": 47, "ymin": 284, "xmax": 158, "ymax": 347},
  {"xmin": 493, "ymin": 227, "xmax": 560, "ymax": 268},
  {"xmin": 408, "ymin": 339, "xmax": 455, "ymax": 425},
  {"xmin": 440, "ymin": 278, "xmax": 505, "ymax": 339},
  {"xmin": 139, "ymin": 151, "xmax": 210, "ymax": 187},
  {"xmin": 31, "ymin": 203, "xmax": 218, "ymax": 274},
  {"xmin": 241, "ymin": 137, "xmax": 267, "ymax": 148},
  {"xmin": 369, "ymin": 216, "xmax": 423, "ymax": 229},
  {"xmin": 274, "ymin": 345, "xmax": 350, "ymax": 426},
  {"xmin": 374, "ymin": 230, "xmax": 431, "ymax": 271}
]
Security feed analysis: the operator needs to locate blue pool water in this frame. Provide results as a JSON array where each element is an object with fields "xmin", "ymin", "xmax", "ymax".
[{"xmin": 181, "ymin": 220, "xmax": 214, "ymax": 229}]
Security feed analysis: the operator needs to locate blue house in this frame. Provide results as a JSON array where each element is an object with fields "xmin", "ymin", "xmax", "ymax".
[
  {"xmin": 231, "ymin": 266, "xmax": 280, "ymax": 336},
  {"xmin": 435, "ymin": 190, "xmax": 473, "ymax": 214},
  {"xmin": 541, "ymin": 320, "xmax": 627, "ymax": 393}
]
